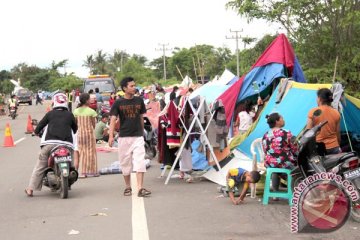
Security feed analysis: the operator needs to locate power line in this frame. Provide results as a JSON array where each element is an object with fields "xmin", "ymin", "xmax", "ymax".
[
  {"xmin": 226, "ymin": 29, "xmax": 243, "ymax": 77},
  {"xmin": 155, "ymin": 43, "xmax": 172, "ymax": 80}
]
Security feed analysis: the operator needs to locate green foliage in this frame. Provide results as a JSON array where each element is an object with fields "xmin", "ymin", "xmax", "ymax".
[
  {"xmin": 49, "ymin": 75, "xmax": 83, "ymax": 91},
  {"xmin": 114, "ymin": 58, "xmax": 156, "ymax": 87},
  {"xmin": 227, "ymin": 0, "xmax": 360, "ymax": 96}
]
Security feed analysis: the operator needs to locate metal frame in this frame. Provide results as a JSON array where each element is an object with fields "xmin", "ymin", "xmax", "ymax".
[{"xmin": 162, "ymin": 97, "xmax": 222, "ymax": 184}]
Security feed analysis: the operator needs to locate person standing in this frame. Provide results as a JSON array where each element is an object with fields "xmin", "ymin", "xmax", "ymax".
[
  {"xmin": 73, "ymin": 93, "xmax": 98, "ymax": 178},
  {"xmin": 108, "ymin": 77, "xmax": 151, "ymax": 197},
  {"xmin": 95, "ymin": 87, "xmax": 103, "ymax": 112},
  {"xmin": 65, "ymin": 89, "xmax": 73, "ymax": 111}
]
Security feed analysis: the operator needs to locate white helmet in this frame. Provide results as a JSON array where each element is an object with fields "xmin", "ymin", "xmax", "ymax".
[{"xmin": 52, "ymin": 93, "xmax": 68, "ymax": 109}]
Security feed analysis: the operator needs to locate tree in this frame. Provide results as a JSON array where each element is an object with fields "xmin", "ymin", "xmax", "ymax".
[
  {"xmin": 83, "ymin": 55, "xmax": 94, "ymax": 75},
  {"xmin": 226, "ymin": 0, "xmax": 360, "ymax": 96},
  {"xmin": 49, "ymin": 74, "xmax": 83, "ymax": 91},
  {"xmin": 93, "ymin": 50, "xmax": 108, "ymax": 74}
]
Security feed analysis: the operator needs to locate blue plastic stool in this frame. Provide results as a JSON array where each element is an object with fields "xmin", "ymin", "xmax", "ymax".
[{"xmin": 263, "ymin": 168, "xmax": 293, "ymax": 205}]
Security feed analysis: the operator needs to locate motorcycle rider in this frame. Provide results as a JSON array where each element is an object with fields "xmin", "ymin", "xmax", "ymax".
[
  {"xmin": 8, "ymin": 94, "xmax": 17, "ymax": 116},
  {"xmin": 24, "ymin": 93, "xmax": 77, "ymax": 197}
]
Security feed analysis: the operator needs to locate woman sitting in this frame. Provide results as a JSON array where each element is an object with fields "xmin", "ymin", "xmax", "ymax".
[
  {"xmin": 306, "ymin": 88, "xmax": 341, "ymax": 155},
  {"xmin": 262, "ymin": 113, "xmax": 298, "ymax": 192}
]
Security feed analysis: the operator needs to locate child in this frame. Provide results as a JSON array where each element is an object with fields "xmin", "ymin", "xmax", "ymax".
[{"xmin": 226, "ymin": 168, "xmax": 260, "ymax": 205}]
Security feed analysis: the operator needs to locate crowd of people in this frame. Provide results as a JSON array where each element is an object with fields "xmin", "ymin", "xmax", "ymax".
[{"xmin": 20, "ymin": 77, "xmax": 342, "ymax": 205}]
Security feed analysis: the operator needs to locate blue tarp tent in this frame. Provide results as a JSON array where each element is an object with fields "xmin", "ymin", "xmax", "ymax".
[{"xmin": 236, "ymin": 82, "xmax": 360, "ymax": 157}]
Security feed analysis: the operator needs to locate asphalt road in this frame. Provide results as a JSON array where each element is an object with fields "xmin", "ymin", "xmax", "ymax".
[{"xmin": 0, "ymin": 102, "xmax": 359, "ymax": 240}]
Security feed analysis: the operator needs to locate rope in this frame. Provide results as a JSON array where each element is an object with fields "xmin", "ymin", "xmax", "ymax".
[{"xmin": 340, "ymin": 107, "xmax": 354, "ymax": 152}]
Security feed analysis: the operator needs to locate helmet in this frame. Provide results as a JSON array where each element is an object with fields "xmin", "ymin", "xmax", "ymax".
[
  {"xmin": 52, "ymin": 93, "xmax": 68, "ymax": 109},
  {"xmin": 228, "ymin": 179, "xmax": 235, "ymax": 189}
]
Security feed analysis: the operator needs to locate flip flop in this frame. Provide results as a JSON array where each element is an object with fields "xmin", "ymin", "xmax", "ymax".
[
  {"xmin": 24, "ymin": 189, "xmax": 33, "ymax": 197},
  {"xmin": 137, "ymin": 188, "xmax": 151, "ymax": 197},
  {"xmin": 124, "ymin": 187, "xmax": 132, "ymax": 196}
]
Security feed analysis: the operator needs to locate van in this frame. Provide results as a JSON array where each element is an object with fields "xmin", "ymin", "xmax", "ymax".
[{"xmin": 83, "ymin": 75, "xmax": 116, "ymax": 102}]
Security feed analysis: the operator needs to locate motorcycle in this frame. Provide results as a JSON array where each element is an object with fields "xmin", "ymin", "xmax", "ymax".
[
  {"xmin": 9, "ymin": 106, "xmax": 17, "ymax": 120},
  {"xmin": 143, "ymin": 116, "xmax": 157, "ymax": 159},
  {"xmin": 291, "ymin": 121, "xmax": 360, "ymax": 221},
  {"xmin": 33, "ymin": 133, "xmax": 78, "ymax": 199},
  {"xmin": 44, "ymin": 145, "xmax": 78, "ymax": 198}
]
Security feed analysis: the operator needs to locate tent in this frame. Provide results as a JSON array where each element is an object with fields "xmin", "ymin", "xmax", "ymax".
[
  {"xmin": 235, "ymin": 81, "xmax": 360, "ymax": 157},
  {"xmin": 204, "ymin": 81, "xmax": 360, "ymax": 186},
  {"xmin": 180, "ymin": 75, "xmax": 193, "ymax": 88},
  {"xmin": 216, "ymin": 34, "xmax": 307, "ymax": 126},
  {"xmin": 189, "ymin": 69, "xmax": 237, "ymax": 105}
]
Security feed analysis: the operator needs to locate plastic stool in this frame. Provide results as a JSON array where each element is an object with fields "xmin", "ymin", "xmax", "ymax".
[{"xmin": 263, "ymin": 168, "xmax": 293, "ymax": 205}]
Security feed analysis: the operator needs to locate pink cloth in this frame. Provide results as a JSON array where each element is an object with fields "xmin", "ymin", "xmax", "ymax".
[{"xmin": 144, "ymin": 101, "xmax": 160, "ymax": 129}]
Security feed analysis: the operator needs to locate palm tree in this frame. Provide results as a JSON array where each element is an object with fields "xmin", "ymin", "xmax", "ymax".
[
  {"xmin": 83, "ymin": 55, "xmax": 94, "ymax": 75},
  {"xmin": 94, "ymin": 50, "xmax": 107, "ymax": 74}
]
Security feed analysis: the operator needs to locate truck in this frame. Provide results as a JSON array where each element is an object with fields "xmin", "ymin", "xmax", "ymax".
[{"xmin": 83, "ymin": 75, "xmax": 116, "ymax": 101}]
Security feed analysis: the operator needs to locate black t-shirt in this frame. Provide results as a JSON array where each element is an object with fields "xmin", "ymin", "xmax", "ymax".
[{"xmin": 110, "ymin": 97, "xmax": 146, "ymax": 137}]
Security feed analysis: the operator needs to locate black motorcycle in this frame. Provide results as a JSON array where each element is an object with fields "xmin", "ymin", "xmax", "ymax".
[
  {"xmin": 9, "ymin": 106, "xmax": 17, "ymax": 120},
  {"xmin": 143, "ymin": 116, "xmax": 157, "ymax": 159},
  {"xmin": 291, "ymin": 121, "xmax": 360, "ymax": 221}
]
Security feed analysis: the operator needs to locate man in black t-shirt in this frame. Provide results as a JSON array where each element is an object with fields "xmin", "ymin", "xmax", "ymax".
[{"xmin": 109, "ymin": 77, "xmax": 151, "ymax": 197}]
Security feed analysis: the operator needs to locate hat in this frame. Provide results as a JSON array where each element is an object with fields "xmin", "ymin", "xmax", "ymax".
[{"xmin": 228, "ymin": 179, "xmax": 235, "ymax": 189}]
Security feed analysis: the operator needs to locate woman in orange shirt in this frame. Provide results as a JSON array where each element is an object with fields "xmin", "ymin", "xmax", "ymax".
[{"xmin": 306, "ymin": 88, "xmax": 341, "ymax": 155}]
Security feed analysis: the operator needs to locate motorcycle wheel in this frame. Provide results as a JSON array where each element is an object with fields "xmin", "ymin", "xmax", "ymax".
[
  {"xmin": 145, "ymin": 142, "xmax": 156, "ymax": 159},
  {"xmin": 291, "ymin": 174, "xmax": 304, "ymax": 190},
  {"xmin": 59, "ymin": 175, "xmax": 69, "ymax": 199},
  {"xmin": 11, "ymin": 114, "xmax": 15, "ymax": 120},
  {"xmin": 351, "ymin": 201, "xmax": 360, "ymax": 222}
]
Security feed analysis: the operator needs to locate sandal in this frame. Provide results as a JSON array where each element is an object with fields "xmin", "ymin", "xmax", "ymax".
[
  {"xmin": 24, "ymin": 189, "xmax": 33, "ymax": 197},
  {"xmin": 137, "ymin": 188, "xmax": 151, "ymax": 197},
  {"xmin": 124, "ymin": 187, "xmax": 132, "ymax": 196}
]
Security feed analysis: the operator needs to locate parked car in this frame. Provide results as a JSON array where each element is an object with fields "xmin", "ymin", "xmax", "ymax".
[{"xmin": 15, "ymin": 88, "xmax": 32, "ymax": 105}]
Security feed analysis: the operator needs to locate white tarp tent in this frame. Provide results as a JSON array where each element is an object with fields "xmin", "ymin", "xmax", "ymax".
[
  {"xmin": 180, "ymin": 75, "xmax": 193, "ymax": 87},
  {"xmin": 212, "ymin": 69, "xmax": 236, "ymax": 85}
]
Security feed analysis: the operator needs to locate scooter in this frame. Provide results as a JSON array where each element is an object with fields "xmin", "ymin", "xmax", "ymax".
[
  {"xmin": 33, "ymin": 133, "xmax": 78, "ymax": 199},
  {"xmin": 43, "ymin": 145, "xmax": 78, "ymax": 199},
  {"xmin": 9, "ymin": 106, "xmax": 17, "ymax": 120},
  {"xmin": 291, "ymin": 121, "xmax": 360, "ymax": 221},
  {"xmin": 143, "ymin": 116, "xmax": 157, "ymax": 159}
]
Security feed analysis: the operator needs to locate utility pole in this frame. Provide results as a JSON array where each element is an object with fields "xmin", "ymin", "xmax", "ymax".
[
  {"xmin": 226, "ymin": 29, "xmax": 243, "ymax": 77},
  {"xmin": 156, "ymin": 43, "xmax": 172, "ymax": 80}
]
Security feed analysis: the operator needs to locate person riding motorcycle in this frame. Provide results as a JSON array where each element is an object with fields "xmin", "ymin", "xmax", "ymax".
[
  {"xmin": 24, "ymin": 93, "xmax": 78, "ymax": 197},
  {"xmin": 8, "ymin": 95, "xmax": 17, "ymax": 115}
]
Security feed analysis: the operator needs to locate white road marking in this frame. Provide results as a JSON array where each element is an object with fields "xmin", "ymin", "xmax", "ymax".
[
  {"xmin": 131, "ymin": 173, "xmax": 150, "ymax": 240},
  {"xmin": 14, "ymin": 137, "xmax": 26, "ymax": 145}
]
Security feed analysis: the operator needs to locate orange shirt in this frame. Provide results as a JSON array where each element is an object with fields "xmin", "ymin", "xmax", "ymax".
[{"xmin": 308, "ymin": 105, "xmax": 340, "ymax": 149}]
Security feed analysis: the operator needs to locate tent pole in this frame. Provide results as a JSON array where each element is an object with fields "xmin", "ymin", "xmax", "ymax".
[{"xmin": 340, "ymin": 109, "xmax": 353, "ymax": 152}]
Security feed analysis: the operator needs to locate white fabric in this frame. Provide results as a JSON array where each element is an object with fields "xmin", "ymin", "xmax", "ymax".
[
  {"xmin": 238, "ymin": 111, "xmax": 254, "ymax": 131},
  {"xmin": 203, "ymin": 150, "xmax": 252, "ymax": 186},
  {"xmin": 40, "ymin": 126, "xmax": 76, "ymax": 150},
  {"xmin": 180, "ymin": 148, "xmax": 192, "ymax": 172}
]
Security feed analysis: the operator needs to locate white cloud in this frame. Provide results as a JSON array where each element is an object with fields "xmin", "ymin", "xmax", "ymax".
[{"xmin": 0, "ymin": 0, "xmax": 281, "ymax": 77}]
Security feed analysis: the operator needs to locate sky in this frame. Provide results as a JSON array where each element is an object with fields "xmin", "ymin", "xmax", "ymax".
[{"xmin": 0, "ymin": 0, "xmax": 283, "ymax": 77}]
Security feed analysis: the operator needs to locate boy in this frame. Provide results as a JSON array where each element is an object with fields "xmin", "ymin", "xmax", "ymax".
[
  {"xmin": 95, "ymin": 113, "xmax": 109, "ymax": 143},
  {"xmin": 226, "ymin": 168, "xmax": 260, "ymax": 205}
]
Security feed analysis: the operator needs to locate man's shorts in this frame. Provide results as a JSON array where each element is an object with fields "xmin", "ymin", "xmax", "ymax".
[{"xmin": 118, "ymin": 136, "xmax": 146, "ymax": 175}]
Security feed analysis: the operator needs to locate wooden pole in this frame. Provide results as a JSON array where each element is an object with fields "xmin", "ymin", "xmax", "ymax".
[
  {"xmin": 332, "ymin": 56, "xmax": 339, "ymax": 83},
  {"xmin": 192, "ymin": 57, "xmax": 198, "ymax": 83},
  {"xmin": 175, "ymin": 65, "xmax": 184, "ymax": 80}
]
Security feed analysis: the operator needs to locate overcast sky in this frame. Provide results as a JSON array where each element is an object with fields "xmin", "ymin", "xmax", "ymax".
[{"xmin": 0, "ymin": 0, "xmax": 282, "ymax": 77}]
